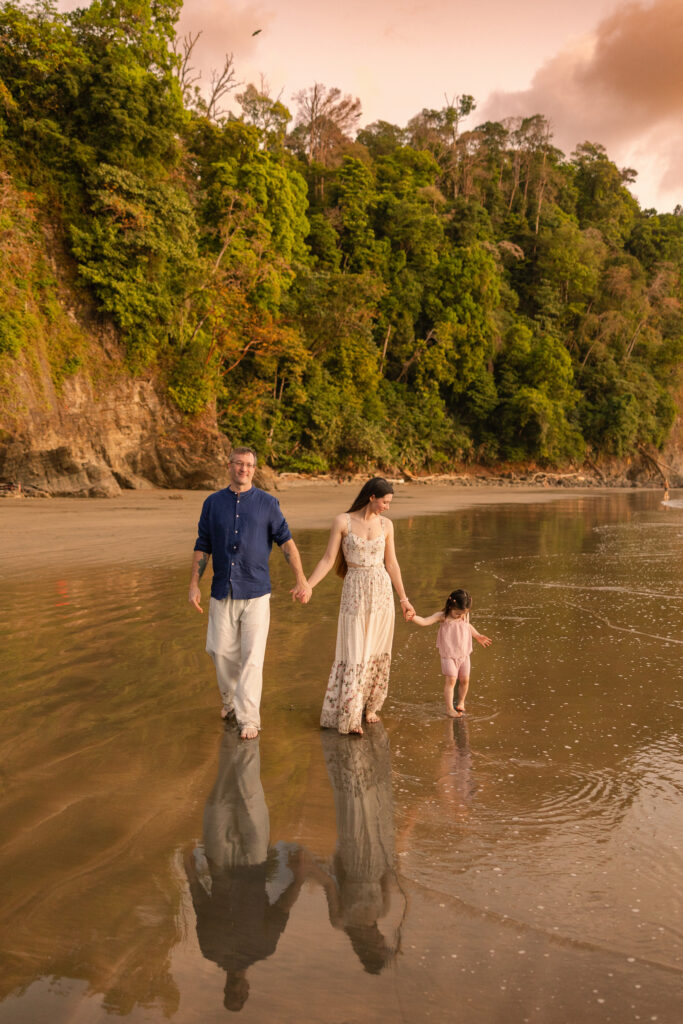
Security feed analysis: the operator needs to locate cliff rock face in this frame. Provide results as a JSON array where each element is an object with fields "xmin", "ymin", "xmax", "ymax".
[
  {"xmin": 0, "ymin": 374, "xmax": 232, "ymax": 497},
  {"xmin": 0, "ymin": 168, "xmax": 235, "ymax": 498}
]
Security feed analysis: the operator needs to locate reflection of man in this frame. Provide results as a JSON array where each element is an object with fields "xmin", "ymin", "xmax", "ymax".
[
  {"xmin": 186, "ymin": 729, "xmax": 309, "ymax": 1012},
  {"xmin": 189, "ymin": 446, "xmax": 309, "ymax": 739}
]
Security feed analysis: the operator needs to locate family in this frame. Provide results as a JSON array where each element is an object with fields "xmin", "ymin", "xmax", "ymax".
[{"xmin": 189, "ymin": 446, "xmax": 491, "ymax": 739}]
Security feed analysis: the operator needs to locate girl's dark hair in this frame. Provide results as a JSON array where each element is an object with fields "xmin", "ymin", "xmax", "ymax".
[
  {"xmin": 335, "ymin": 477, "xmax": 394, "ymax": 579},
  {"xmin": 443, "ymin": 588, "xmax": 471, "ymax": 617}
]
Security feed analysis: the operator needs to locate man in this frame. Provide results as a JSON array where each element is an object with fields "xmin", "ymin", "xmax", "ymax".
[{"xmin": 189, "ymin": 446, "xmax": 310, "ymax": 739}]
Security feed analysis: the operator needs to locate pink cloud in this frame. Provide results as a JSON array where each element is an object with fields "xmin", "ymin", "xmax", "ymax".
[{"xmin": 480, "ymin": 0, "xmax": 683, "ymax": 208}]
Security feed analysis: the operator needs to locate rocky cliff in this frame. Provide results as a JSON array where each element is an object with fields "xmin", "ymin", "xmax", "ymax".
[
  {"xmin": 2, "ymin": 360, "xmax": 681, "ymax": 497},
  {"xmin": 0, "ymin": 374, "xmax": 232, "ymax": 497},
  {"xmin": 0, "ymin": 168, "xmax": 234, "ymax": 497}
]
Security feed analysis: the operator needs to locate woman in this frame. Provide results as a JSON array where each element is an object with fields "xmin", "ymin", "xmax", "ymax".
[{"xmin": 305, "ymin": 478, "xmax": 414, "ymax": 735}]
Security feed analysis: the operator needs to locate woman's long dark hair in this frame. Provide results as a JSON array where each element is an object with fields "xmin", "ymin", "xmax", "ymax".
[
  {"xmin": 335, "ymin": 477, "xmax": 394, "ymax": 579},
  {"xmin": 443, "ymin": 588, "xmax": 471, "ymax": 618}
]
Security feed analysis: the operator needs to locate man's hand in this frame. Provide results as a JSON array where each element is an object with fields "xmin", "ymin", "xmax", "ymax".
[
  {"xmin": 189, "ymin": 551, "xmax": 209, "ymax": 613},
  {"xmin": 189, "ymin": 583, "xmax": 203, "ymax": 613},
  {"xmin": 282, "ymin": 540, "xmax": 311, "ymax": 604},
  {"xmin": 291, "ymin": 581, "xmax": 312, "ymax": 604}
]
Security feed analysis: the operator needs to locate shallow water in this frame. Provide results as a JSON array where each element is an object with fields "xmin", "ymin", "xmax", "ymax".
[{"xmin": 1, "ymin": 491, "xmax": 681, "ymax": 1023}]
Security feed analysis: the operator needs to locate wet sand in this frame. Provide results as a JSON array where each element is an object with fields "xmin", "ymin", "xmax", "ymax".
[
  {"xmin": 1, "ymin": 488, "xmax": 681, "ymax": 1024},
  {"xmin": 0, "ymin": 481, "xmax": 632, "ymax": 576}
]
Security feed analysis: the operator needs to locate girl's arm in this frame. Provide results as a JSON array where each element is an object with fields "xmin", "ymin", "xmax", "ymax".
[
  {"xmin": 469, "ymin": 622, "xmax": 492, "ymax": 647},
  {"xmin": 411, "ymin": 611, "xmax": 445, "ymax": 627},
  {"xmin": 383, "ymin": 518, "xmax": 414, "ymax": 619},
  {"xmin": 305, "ymin": 514, "xmax": 346, "ymax": 591}
]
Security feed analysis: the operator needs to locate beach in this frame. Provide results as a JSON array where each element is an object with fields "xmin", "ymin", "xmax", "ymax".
[
  {"xmin": 1, "ymin": 485, "xmax": 681, "ymax": 1024},
  {"xmin": 0, "ymin": 480, "xmax": 624, "ymax": 576}
]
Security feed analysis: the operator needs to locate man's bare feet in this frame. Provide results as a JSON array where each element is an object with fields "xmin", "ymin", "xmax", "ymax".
[
  {"xmin": 240, "ymin": 726, "xmax": 259, "ymax": 740},
  {"xmin": 365, "ymin": 711, "xmax": 380, "ymax": 724}
]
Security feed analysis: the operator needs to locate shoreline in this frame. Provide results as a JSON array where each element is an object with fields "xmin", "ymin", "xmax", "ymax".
[{"xmin": 0, "ymin": 480, "xmax": 669, "ymax": 577}]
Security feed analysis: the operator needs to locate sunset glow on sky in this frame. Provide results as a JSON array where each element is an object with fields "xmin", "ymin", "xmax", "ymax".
[{"xmin": 60, "ymin": 0, "xmax": 683, "ymax": 212}]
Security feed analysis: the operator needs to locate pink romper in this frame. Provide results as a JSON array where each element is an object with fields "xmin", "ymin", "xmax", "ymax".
[{"xmin": 436, "ymin": 616, "xmax": 472, "ymax": 677}]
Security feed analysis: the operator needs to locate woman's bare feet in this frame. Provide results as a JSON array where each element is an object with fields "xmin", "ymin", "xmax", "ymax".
[
  {"xmin": 348, "ymin": 726, "xmax": 364, "ymax": 735},
  {"xmin": 240, "ymin": 726, "xmax": 259, "ymax": 740},
  {"xmin": 365, "ymin": 711, "xmax": 380, "ymax": 724}
]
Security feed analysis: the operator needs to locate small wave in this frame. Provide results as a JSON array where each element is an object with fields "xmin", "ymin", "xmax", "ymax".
[{"xmin": 508, "ymin": 580, "xmax": 683, "ymax": 601}]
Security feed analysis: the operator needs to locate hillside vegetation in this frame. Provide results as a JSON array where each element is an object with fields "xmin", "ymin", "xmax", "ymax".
[{"xmin": 1, "ymin": 0, "xmax": 682, "ymax": 477}]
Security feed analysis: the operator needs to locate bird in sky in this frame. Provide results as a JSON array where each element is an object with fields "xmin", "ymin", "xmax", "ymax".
[{"xmin": 252, "ymin": 29, "xmax": 262, "ymax": 36}]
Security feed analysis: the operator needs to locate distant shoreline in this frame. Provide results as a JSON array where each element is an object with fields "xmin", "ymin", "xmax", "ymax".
[{"xmin": 1, "ymin": 480, "xmax": 669, "ymax": 578}]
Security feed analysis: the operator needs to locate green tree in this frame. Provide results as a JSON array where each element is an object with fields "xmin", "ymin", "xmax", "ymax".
[{"xmin": 571, "ymin": 142, "xmax": 639, "ymax": 246}]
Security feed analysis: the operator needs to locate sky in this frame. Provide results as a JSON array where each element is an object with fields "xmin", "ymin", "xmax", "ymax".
[{"xmin": 62, "ymin": 0, "xmax": 683, "ymax": 212}]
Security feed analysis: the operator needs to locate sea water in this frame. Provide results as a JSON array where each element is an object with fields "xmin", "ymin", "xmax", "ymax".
[{"xmin": 0, "ymin": 491, "xmax": 680, "ymax": 1023}]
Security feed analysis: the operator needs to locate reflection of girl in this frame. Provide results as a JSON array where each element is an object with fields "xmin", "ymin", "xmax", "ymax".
[
  {"xmin": 412, "ymin": 588, "xmax": 491, "ymax": 717},
  {"xmin": 437, "ymin": 716, "xmax": 476, "ymax": 818},
  {"xmin": 306, "ymin": 478, "xmax": 414, "ymax": 735},
  {"xmin": 311, "ymin": 724, "xmax": 405, "ymax": 973}
]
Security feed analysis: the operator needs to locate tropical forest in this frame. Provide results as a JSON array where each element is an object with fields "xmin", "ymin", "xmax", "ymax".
[{"xmin": 1, "ymin": 0, "xmax": 682, "ymax": 478}]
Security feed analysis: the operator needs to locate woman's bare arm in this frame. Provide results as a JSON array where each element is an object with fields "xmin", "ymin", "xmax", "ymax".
[
  {"xmin": 383, "ymin": 519, "xmax": 415, "ymax": 619},
  {"xmin": 305, "ymin": 514, "xmax": 346, "ymax": 591}
]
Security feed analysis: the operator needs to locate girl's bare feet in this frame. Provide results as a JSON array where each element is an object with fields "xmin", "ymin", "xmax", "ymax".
[{"xmin": 446, "ymin": 707, "xmax": 463, "ymax": 718}]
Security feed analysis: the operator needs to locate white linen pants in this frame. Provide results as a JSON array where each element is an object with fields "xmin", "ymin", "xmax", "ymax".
[{"xmin": 206, "ymin": 593, "xmax": 271, "ymax": 731}]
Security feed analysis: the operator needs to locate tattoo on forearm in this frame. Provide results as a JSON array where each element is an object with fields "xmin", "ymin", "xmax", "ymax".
[
  {"xmin": 197, "ymin": 553, "xmax": 209, "ymax": 579},
  {"xmin": 283, "ymin": 549, "xmax": 291, "ymax": 563}
]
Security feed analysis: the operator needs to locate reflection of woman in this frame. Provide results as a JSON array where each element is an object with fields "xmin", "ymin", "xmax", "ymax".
[
  {"xmin": 306, "ymin": 478, "xmax": 414, "ymax": 734},
  {"xmin": 312, "ymin": 724, "xmax": 405, "ymax": 972},
  {"xmin": 185, "ymin": 730, "xmax": 308, "ymax": 1012}
]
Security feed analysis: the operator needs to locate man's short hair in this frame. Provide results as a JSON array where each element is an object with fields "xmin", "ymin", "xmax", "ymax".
[{"xmin": 229, "ymin": 446, "xmax": 258, "ymax": 466}]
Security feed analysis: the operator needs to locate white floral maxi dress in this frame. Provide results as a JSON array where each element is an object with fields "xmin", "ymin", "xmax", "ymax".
[{"xmin": 320, "ymin": 515, "xmax": 395, "ymax": 734}]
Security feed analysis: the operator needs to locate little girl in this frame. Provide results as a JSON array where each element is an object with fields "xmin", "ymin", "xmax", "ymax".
[{"xmin": 411, "ymin": 589, "xmax": 491, "ymax": 718}]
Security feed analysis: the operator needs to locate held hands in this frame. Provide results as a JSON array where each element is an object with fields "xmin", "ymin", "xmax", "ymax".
[
  {"xmin": 291, "ymin": 580, "xmax": 313, "ymax": 604},
  {"xmin": 188, "ymin": 584, "xmax": 203, "ymax": 614},
  {"xmin": 401, "ymin": 600, "xmax": 415, "ymax": 621},
  {"xmin": 288, "ymin": 846, "xmax": 314, "ymax": 879}
]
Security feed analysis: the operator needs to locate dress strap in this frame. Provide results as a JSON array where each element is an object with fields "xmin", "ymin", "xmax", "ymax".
[
  {"xmin": 345, "ymin": 512, "xmax": 351, "ymax": 534},
  {"xmin": 380, "ymin": 515, "xmax": 387, "ymax": 535}
]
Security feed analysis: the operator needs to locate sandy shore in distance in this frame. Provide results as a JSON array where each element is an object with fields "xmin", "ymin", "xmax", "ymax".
[{"xmin": 0, "ymin": 480, "xmax": 643, "ymax": 576}]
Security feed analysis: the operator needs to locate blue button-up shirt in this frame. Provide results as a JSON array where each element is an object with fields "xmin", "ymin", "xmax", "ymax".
[{"xmin": 194, "ymin": 486, "xmax": 292, "ymax": 600}]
